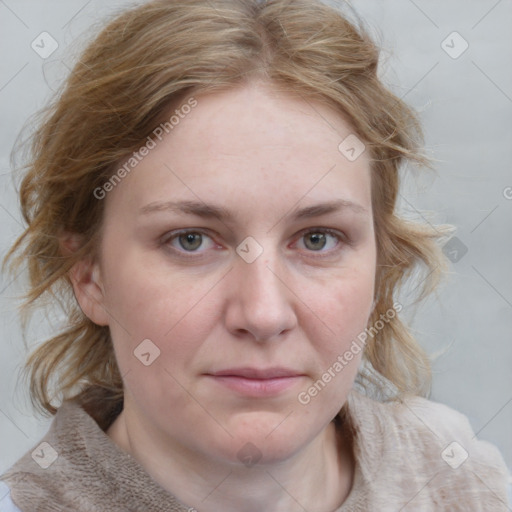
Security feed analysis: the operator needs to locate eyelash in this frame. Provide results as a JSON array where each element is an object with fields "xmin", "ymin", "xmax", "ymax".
[{"xmin": 161, "ymin": 228, "xmax": 348, "ymax": 260}]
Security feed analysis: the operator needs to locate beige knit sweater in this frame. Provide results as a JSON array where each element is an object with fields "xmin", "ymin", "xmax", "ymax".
[{"xmin": 1, "ymin": 388, "xmax": 510, "ymax": 511}]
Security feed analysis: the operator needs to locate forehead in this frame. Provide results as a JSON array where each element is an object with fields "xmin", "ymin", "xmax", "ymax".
[{"xmin": 107, "ymin": 81, "xmax": 372, "ymax": 219}]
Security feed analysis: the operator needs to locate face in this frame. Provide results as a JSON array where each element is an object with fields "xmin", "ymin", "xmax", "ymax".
[{"xmin": 87, "ymin": 81, "xmax": 376, "ymax": 465}]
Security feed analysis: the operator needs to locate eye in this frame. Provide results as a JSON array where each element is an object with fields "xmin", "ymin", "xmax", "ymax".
[
  {"xmin": 161, "ymin": 227, "xmax": 347, "ymax": 260},
  {"xmin": 163, "ymin": 230, "xmax": 216, "ymax": 254},
  {"xmin": 294, "ymin": 228, "xmax": 344, "ymax": 254}
]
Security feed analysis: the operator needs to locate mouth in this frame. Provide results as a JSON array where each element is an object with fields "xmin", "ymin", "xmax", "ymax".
[{"xmin": 204, "ymin": 367, "xmax": 306, "ymax": 397}]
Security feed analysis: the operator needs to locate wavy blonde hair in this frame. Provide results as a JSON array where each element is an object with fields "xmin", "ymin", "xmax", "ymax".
[{"xmin": 5, "ymin": 0, "xmax": 449, "ymax": 416}]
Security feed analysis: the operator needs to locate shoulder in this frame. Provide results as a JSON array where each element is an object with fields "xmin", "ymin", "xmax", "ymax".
[
  {"xmin": 345, "ymin": 390, "xmax": 512, "ymax": 510},
  {"xmin": 349, "ymin": 389, "xmax": 503, "ymax": 461},
  {"xmin": 0, "ymin": 481, "xmax": 22, "ymax": 512},
  {"xmin": 0, "ymin": 400, "xmax": 100, "ymax": 511},
  {"xmin": 390, "ymin": 393, "xmax": 505, "ymax": 467}
]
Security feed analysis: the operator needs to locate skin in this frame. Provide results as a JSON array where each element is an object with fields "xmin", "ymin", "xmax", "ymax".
[{"xmin": 71, "ymin": 80, "xmax": 377, "ymax": 512}]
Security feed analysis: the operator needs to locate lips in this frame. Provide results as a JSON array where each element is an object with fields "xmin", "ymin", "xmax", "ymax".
[
  {"xmin": 205, "ymin": 367, "xmax": 305, "ymax": 397},
  {"xmin": 209, "ymin": 367, "xmax": 303, "ymax": 379}
]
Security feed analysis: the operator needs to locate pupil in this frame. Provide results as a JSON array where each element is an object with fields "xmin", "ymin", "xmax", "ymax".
[
  {"xmin": 306, "ymin": 233, "xmax": 326, "ymax": 250},
  {"xmin": 180, "ymin": 233, "xmax": 202, "ymax": 250}
]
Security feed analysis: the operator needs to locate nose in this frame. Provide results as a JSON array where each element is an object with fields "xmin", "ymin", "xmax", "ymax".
[{"xmin": 224, "ymin": 249, "xmax": 297, "ymax": 342}]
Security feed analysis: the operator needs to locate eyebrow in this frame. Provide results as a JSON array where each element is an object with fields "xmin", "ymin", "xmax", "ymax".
[{"xmin": 139, "ymin": 199, "xmax": 368, "ymax": 223}]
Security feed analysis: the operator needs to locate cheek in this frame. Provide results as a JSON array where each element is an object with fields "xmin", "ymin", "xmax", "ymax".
[
  {"xmin": 295, "ymin": 269, "xmax": 374, "ymax": 416},
  {"xmin": 100, "ymin": 231, "xmax": 202, "ymax": 336},
  {"xmin": 105, "ymin": 286, "xmax": 217, "ymax": 427},
  {"xmin": 314, "ymin": 261, "xmax": 375, "ymax": 340},
  {"xmin": 103, "ymin": 258, "xmax": 220, "ymax": 380}
]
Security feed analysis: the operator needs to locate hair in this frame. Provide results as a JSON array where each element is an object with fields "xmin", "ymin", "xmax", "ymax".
[{"xmin": 5, "ymin": 0, "xmax": 450, "ymax": 417}]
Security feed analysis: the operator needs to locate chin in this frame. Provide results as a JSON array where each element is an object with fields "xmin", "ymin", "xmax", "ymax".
[{"xmin": 216, "ymin": 421, "xmax": 312, "ymax": 467}]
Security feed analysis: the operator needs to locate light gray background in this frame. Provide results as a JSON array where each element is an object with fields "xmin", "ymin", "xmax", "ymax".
[{"xmin": 1, "ymin": 0, "xmax": 511, "ymax": 475}]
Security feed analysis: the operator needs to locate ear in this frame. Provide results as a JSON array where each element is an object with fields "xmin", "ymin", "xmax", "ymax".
[
  {"xmin": 61, "ymin": 233, "xmax": 110, "ymax": 327},
  {"xmin": 69, "ymin": 257, "xmax": 110, "ymax": 326}
]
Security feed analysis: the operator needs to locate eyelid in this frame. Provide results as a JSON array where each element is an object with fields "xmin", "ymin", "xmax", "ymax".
[{"xmin": 296, "ymin": 226, "xmax": 348, "ymax": 242}]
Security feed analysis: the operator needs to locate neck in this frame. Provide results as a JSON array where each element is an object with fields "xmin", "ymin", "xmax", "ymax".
[{"xmin": 106, "ymin": 408, "xmax": 354, "ymax": 512}]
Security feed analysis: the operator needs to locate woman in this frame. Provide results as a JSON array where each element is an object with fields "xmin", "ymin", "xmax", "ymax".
[{"xmin": 1, "ymin": 0, "xmax": 510, "ymax": 510}]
